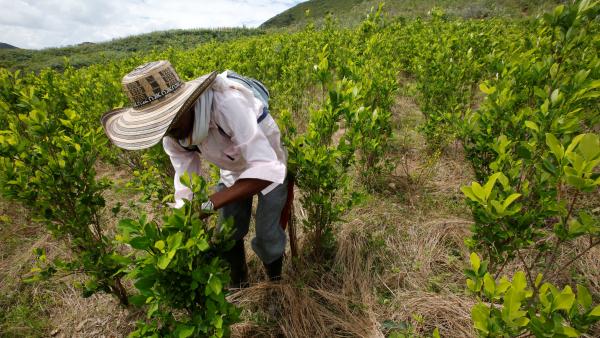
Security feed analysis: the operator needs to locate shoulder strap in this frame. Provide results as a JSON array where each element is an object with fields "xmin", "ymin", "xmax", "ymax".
[{"xmin": 226, "ymin": 70, "xmax": 270, "ymax": 107}]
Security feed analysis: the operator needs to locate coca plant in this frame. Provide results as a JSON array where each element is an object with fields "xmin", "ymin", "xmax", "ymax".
[
  {"xmin": 281, "ymin": 53, "xmax": 363, "ymax": 257},
  {"xmin": 461, "ymin": 0, "xmax": 599, "ymax": 269},
  {"xmin": 119, "ymin": 173, "xmax": 239, "ymax": 338},
  {"xmin": 466, "ymin": 252, "xmax": 600, "ymax": 337},
  {"xmin": 459, "ymin": 2, "xmax": 600, "ymax": 336},
  {"xmin": 0, "ymin": 68, "xmax": 129, "ymax": 304}
]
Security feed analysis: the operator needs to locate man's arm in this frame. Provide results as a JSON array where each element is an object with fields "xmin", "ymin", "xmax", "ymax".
[{"xmin": 209, "ymin": 178, "xmax": 271, "ymax": 210}]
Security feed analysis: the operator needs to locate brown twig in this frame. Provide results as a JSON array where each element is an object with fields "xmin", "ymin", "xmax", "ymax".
[
  {"xmin": 546, "ymin": 238, "xmax": 600, "ymax": 282},
  {"xmin": 516, "ymin": 249, "xmax": 534, "ymax": 287}
]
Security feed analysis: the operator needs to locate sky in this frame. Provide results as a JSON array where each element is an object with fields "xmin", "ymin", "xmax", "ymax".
[{"xmin": 0, "ymin": 0, "xmax": 304, "ymax": 50}]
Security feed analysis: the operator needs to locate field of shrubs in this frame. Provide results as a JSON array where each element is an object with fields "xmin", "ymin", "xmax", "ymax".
[{"xmin": 0, "ymin": 1, "xmax": 598, "ymax": 337}]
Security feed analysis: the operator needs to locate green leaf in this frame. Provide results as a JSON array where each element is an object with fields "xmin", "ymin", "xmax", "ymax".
[
  {"xmin": 466, "ymin": 278, "xmax": 477, "ymax": 292},
  {"xmin": 175, "ymin": 325, "xmax": 195, "ymax": 338},
  {"xmin": 568, "ymin": 218, "xmax": 586, "ymax": 236},
  {"xmin": 491, "ymin": 200, "xmax": 505, "ymax": 214},
  {"xmin": 502, "ymin": 193, "xmax": 521, "ymax": 209},
  {"xmin": 589, "ymin": 305, "xmax": 600, "ymax": 317},
  {"xmin": 561, "ymin": 326, "xmax": 579, "ymax": 337},
  {"xmin": 118, "ymin": 219, "xmax": 138, "ymax": 234},
  {"xmin": 565, "ymin": 175, "xmax": 587, "ymax": 190},
  {"xmin": 166, "ymin": 232, "xmax": 184, "ymax": 251},
  {"xmin": 541, "ymin": 100, "xmax": 549, "ymax": 115},
  {"xmin": 471, "ymin": 182, "xmax": 486, "ymax": 201},
  {"xmin": 565, "ymin": 134, "xmax": 584, "ymax": 155},
  {"xmin": 524, "ymin": 121, "xmax": 539, "ymax": 132},
  {"xmin": 553, "ymin": 286, "xmax": 575, "ymax": 311},
  {"xmin": 483, "ymin": 173, "xmax": 502, "ymax": 200},
  {"xmin": 461, "ymin": 186, "xmax": 479, "ymax": 202},
  {"xmin": 534, "ymin": 273, "xmax": 543, "ymax": 288},
  {"xmin": 533, "ymin": 86, "xmax": 547, "ymax": 99},
  {"xmin": 497, "ymin": 276, "xmax": 511, "ymax": 294},
  {"xmin": 576, "ymin": 284, "xmax": 592, "ymax": 310},
  {"xmin": 470, "ymin": 252, "xmax": 481, "ymax": 272},
  {"xmin": 157, "ymin": 250, "xmax": 176, "ymax": 270},
  {"xmin": 578, "ymin": 134, "xmax": 599, "ymax": 160},
  {"xmin": 550, "ymin": 89, "xmax": 560, "ymax": 104},
  {"xmin": 207, "ymin": 274, "xmax": 222, "ymax": 295},
  {"xmin": 471, "ymin": 303, "xmax": 490, "ymax": 335},
  {"xmin": 546, "ymin": 133, "xmax": 564, "ymax": 161},
  {"xmin": 483, "ymin": 273, "xmax": 496, "ymax": 297},
  {"xmin": 129, "ymin": 236, "xmax": 150, "ymax": 250},
  {"xmin": 512, "ymin": 271, "xmax": 527, "ymax": 292},
  {"xmin": 542, "ymin": 158, "xmax": 558, "ymax": 175},
  {"xmin": 128, "ymin": 294, "xmax": 148, "ymax": 306},
  {"xmin": 154, "ymin": 240, "xmax": 165, "ymax": 252},
  {"xmin": 179, "ymin": 173, "xmax": 191, "ymax": 188},
  {"xmin": 134, "ymin": 276, "xmax": 155, "ymax": 291},
  {"xmin": 147, "ymin": 302, "xmax": 158, "ymax": 319},
  {"xmin": 196, "ymin": 238, "xmax": 210, "ymax": 251},
  {"xmin": 480, "ymin": 82, "xmax": 496, "ymax": 94}
]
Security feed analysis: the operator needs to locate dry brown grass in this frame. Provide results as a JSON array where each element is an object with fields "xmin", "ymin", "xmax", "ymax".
[
  {"xmin": 381, "ymin": 291, "xmax": 476, "ymax": 337},
  {"xmin": 48, "ymin": 283, "xmax": 138, "ymax": 338}
]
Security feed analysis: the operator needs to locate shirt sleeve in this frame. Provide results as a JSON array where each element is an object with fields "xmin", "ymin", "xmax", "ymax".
[
  {"xmin": 216, "ymin": 90, "xmax": 286, "ymax": 187},
  {"xmin": 162, "ymin": 136, "xmax": 203, "ymax": 208}
]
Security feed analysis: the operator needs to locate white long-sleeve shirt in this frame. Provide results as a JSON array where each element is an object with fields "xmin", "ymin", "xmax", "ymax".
[{"xmin": 162, "ymin": 72, "xmax": 287, "ymax": 208}]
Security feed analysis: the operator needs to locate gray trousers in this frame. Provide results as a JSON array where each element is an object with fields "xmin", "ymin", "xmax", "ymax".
[{"xmin": 217, "ymin": 179, "xmax": 288, "ymax": 264}]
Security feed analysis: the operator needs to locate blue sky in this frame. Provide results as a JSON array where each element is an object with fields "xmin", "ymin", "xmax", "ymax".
[{"xmin": 0, "ymin": 0, "xmax": 304, "ymax": 49}]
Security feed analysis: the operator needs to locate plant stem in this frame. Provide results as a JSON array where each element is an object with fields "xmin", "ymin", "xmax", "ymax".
[{"xmin": 547, "ymin": 238, "xmax": 600, "ymax": 282}]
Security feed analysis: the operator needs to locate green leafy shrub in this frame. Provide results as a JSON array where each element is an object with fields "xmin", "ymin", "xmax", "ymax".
[
  {"xmin": 119, "ymin": 173, "xmax": 239, "ymax": 337},
  {"xmin": 0, "ymin": 68, "xmax": 129, "ymax": 304},
  {"xmin": 466, "ymin": 252, "xmax": 600, "ymax": 337},
  {"xmin": 281, "ymin": 55, "xmax": 364, "ymax": 256},
  {"xmin": 460, "ymin": 0, "xmax": 600, "ymax": 270}
]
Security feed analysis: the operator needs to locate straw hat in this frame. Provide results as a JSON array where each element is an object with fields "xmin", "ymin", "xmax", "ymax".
[{"xmin": 101, "ymin": 60, "xmax": 217, "ymax": 150}]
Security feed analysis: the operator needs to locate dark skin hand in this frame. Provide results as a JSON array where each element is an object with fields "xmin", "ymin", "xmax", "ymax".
[
  {"xmin": 168, "ymin": 106, "xmax": 271, "ymax": 211},
  {"xmin": 210, "ymin": 178, "xmax": 271, "ymax": 210}
]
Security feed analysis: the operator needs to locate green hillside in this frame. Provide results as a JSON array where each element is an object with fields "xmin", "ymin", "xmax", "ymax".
[
  {"xmin": 261, "ymin": 0, "xmax": 565, "ymax": 28},
  {"xmin": 0, "ymin": 28, "xmax": 263, "ymax": 74},
  {"xmin": 1, "ymin": 1, "xmax": 565, "ymax": 74}
]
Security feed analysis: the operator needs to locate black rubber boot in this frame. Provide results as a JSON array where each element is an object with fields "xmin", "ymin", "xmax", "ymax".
[
  {"xmin": 222, "ymin": 240, "xmax": 248, "ymax": 288},
  {"xmin": 263, "ymin": 255, "xmax": 283, "ymax": 281}
]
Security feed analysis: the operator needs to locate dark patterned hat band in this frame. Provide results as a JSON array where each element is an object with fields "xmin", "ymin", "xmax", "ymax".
[
  {"xmin": 132, "ymin": 81, "xmax": 182, "ymax": 108},
  {"xmin": 122, "ymin": 61, "xmax": 185, "ymax": 109}
]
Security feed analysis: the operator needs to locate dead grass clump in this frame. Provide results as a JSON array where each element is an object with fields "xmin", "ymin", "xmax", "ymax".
[
  {"xmin": 334, "ymin": 221, "xmax": 377, "ymax": 304},
  {"xmin": 573, "ymin": 243, "xmax": 600, "ymax": 295},
  {"xmin": 225, "ymin": 214, "xmax": 386, "ymax": 338},
  {"xmin": 229, "ymin": 282, "xmax": 382, "ymax": 338},
  {"xmin": 380, "ymin": 217, "xmax": 472, "ymax": 293},
  {"xmin": 430, "ymin": 142, "xmax": 474, "ymax": 196},
  {"xmin": 48, "ymin": 282, "xmax": 139, "ymax": 338},
  {"xmin": 384, "ymin": 291, "xmax": 476, "ymax": 337}
]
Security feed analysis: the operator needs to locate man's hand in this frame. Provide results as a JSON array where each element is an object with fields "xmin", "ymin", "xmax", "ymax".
[{"xmin": 209, "ymin": 178, "xmax": 271, "ymax": 210}]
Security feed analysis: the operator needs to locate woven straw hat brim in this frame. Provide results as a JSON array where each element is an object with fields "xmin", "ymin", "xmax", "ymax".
[{"xmin": 101, "ymin": 71, "xmax": 217, "ymax": 150}]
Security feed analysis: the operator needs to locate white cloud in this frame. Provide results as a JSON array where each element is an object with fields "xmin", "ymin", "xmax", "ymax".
[{"xmin": 0, "ymin": 0, "xmax": 303, "ymax": 49}]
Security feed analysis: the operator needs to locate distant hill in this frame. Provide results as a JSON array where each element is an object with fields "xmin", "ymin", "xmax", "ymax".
[
  {"xmin": 261, "ymin": 0, "xmax": 565, "ymax": 28},
  {"xmin": 0, "ymin": 27, "xmax": 263, "ymax": 73},
  {"xmin": 0, "ymin": 42, "xmax": 18, "ymax": 49}
]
